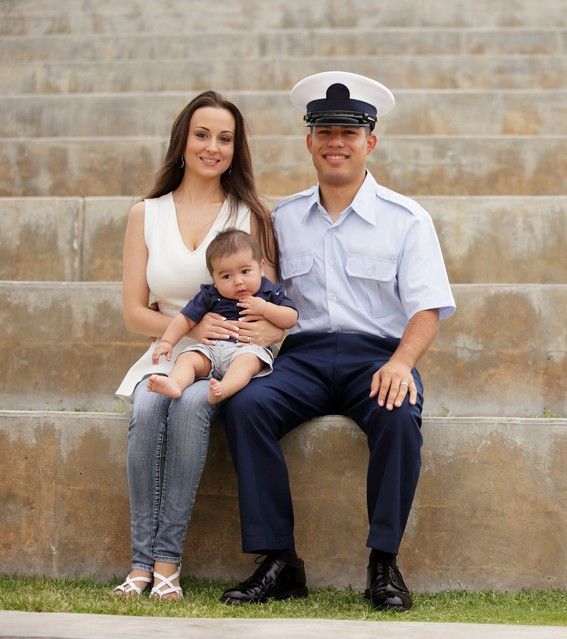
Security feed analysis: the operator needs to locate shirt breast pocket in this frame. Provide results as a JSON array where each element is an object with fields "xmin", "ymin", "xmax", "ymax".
[
  {"xmin": 280, "ymin": 254, "xmax": 318, "ymax": 319},
  {"xmin": 345, "ymin": 255, "xmax": 397, "ymax": 319}
]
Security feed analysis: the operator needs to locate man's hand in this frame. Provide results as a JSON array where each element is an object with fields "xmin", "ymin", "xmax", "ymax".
[
  {"xmin": 189, "ymin": 312, "xmax": 239, "ymax": 344},
  {"xmin": 369, "ymin": 359, "xmax": 417, "ymax": 411},
  {"xmin": 152, "ymin": 341, "xmax": 173, "ymax": 364}
]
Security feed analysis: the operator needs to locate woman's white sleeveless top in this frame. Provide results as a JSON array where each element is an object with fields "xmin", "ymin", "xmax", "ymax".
[{"xmin": 115, "ymin": 191, "xmax": 251, "ymax": 402}]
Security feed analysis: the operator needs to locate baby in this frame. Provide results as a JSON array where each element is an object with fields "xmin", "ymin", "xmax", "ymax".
[{"xmin": 147, "ymin": 228, "xmax": 298, "ymax": 404}]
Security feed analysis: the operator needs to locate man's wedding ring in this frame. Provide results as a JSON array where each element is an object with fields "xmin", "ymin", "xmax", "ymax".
[{"xmin": 400, "ymin": 381, "xmax": 409, "ymax": 388}]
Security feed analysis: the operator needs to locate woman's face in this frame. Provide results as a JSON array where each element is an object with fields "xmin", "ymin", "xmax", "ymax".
[{"xmin": 184, "ymin": 106, "xmax": 235, "ymax": 179}]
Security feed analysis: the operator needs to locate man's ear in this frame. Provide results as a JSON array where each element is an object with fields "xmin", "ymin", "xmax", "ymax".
[
  {"xmin": 306, "ymin": 132, "xmax": 313, "ymax": 153},
  {"xmin": 367, "ymin": 132, "xmax": 378, "ymax": 153}
]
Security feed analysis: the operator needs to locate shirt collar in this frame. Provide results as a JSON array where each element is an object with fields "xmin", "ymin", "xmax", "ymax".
[
  {"xmin": 349, "ymin": 171, "xmax": 379, "ymax": 225},
  {"xmin": 303, "ymin": 171, "xmax": 379, "ymax": 225}
]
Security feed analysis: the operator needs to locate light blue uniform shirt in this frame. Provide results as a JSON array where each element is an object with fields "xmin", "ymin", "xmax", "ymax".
[{"xmin": 273, "ymin": 172, "xmax": 456, "ymax": 339}]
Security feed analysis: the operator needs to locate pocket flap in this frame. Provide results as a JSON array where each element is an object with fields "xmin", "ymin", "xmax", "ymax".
[
  {"xmin": 280, "ymin": 254, "xmax": 313, "ymax": 279},
  {"xmin": 345, "ymin": 255, "xmax": 396, "ymax": 282}
]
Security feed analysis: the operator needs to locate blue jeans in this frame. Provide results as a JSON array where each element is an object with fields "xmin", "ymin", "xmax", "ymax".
[{"xmin": 127, "ymin": 378, "xmax": 218, "ymax": 571}]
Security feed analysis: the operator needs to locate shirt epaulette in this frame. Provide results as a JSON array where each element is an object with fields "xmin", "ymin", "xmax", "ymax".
[
  {"xmin": 375, "ymin": 184, "xmax": 428, "ymax": 220},
  {"xmin": 273, "ymin": 186, "xmax": 318, "ymax": 213}
]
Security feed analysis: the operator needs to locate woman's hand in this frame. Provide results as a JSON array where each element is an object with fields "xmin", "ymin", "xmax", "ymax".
[
  {"xmin": 188, "ymin": 312, "xmax": 240, "ymax": 345},
  {"xmin": 235, "ymin": 317, "xmax": 285, "ymax": 348}
]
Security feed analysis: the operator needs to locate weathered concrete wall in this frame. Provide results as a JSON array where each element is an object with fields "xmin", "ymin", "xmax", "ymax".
[
  {"xmin": 1, "ymin": 282, "xmax": 564, "ymax": 417},
  {"xmin": 3, "ymin": 196, "xmax": 565, "ymax": 284},
  {"xmin": 2, "ymin": 30, "xmax": 566, "ymax": 63},
  {"xmin": 2, "ymin": 0, "xmax": 565, "ymax": 32},
  {"xmin": 3, "ymin": 90, "xmax": 565, "ymax": 138},
  {"xmin": 1, "ymin": 411, "xmax": 565, "ymax": 591},
  {"xmin": 2, "ymin": 57, "xmax": 565, "ymax": 96},
  {"xmin": 2, "ymin": 136, "xmax": 565, "ymax": 197}
]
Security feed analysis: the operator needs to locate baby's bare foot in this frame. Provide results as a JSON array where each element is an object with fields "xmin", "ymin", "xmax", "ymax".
[
  {"xmin": 147, "ymin": 374, "xmax": 182, "ymax": 398},
  {"xmin": 207, "ymin": 378, "xmax": 224, "ymax": 404}
]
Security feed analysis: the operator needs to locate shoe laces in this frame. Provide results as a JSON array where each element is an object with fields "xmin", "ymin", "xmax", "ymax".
[
  {"xmin": 387, "ymin": 561, "xmax": 409, "ymax": 592},
  {"xmin": 374, "ymin": 559, "xmax": 409, "ymax": 593},
  {"xmin": 237, "ymin": 555, "xmax": 278, "ymax": 589}
]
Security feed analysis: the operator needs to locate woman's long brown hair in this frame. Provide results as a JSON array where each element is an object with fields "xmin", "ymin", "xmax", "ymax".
[{"xmin": 143, "ymin": 91, "xmax": 276, "ymax": 268}]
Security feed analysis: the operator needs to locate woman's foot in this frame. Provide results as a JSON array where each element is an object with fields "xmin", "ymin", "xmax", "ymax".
[
  {"xmin": 207, "ymin": 378, "xmax": 225, "ymax": 404},
  {"xmin": 147, "ymin": 374, "xmax": 182, "ymax": 398},
  {"xmin": 112, "ymin": 570, "xmax": 152, "ymax": 597},
  {"xmin": 150, "ymin": 563, "xmax": 183, "ymax": 601}
]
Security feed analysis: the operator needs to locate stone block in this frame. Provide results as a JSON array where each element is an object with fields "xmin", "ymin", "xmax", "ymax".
[
  {"xmin": 1, "ymin": 136, "xmax": 566, "ymax": 197},
  {"xmin": 1, "ymin": 29, "xmax": 565, "ymax": 63},
  {"xmin": 4, "ymin": 196, "xmax": 565, "ymax": 284},
  {"xmin": 423, "ymin": 196, "xmax": 567, "ymax": 284},
  {"xmin": 423, "ymin": 284, "xmax": 566, "ymax": 417},
  {"xmin": 81, "ymin": 197, "xmax": 132, "ymax": 281},
  {"xmin": 0, "ymin": 197, "xmax": 82, "ymax": 280},
  {"xmin": 1, "ymin": 0, "xmax": 565, "ymax": 31},
  {"xmin": 2, "ymin": 90, "xmax": 566, "ymax": 138},
  {"xmin": 1, "ymin": 55, "xmax": 565, "ymax": 95},
  {"xmin": 0, "ymin": 282, "xmax": 565, "ymax": 417},
  {"xmin": 1, "ymin": 410, "xmax": 565, "ymax": 591}
]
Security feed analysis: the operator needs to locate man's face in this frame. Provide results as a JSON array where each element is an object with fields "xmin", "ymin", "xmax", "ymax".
[{"xmin": 306, "ymin": 125, "xmax": 377, "ymax": 187}]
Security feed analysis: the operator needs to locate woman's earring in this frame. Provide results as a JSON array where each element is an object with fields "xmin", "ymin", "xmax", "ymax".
[
  {"xmin": 228, "ymin": 165, "xmax": 232, "ymax": 175},
  {"xmin": 178, "ymin": 156, "xmax": 185, "ymax": 169}
]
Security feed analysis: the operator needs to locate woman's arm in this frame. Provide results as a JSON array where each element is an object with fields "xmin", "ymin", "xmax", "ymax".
[{"xmin": 122, "ymin": 201, "xmax": 171, "ymax": 338}]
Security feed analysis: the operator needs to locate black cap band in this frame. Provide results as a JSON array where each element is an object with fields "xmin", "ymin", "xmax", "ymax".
[
  {"xmin": 304, "ymin": 110, "xmax": 377, "ymax": 130},
  {"xmin": 304, "ymin": 83, "xmax": 378, "ymax": 130}
]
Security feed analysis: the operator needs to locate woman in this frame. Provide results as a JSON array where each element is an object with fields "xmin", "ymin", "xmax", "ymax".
[{"xmin": 113, "ymin": 91, "xmax": 281, "ymax": 600}]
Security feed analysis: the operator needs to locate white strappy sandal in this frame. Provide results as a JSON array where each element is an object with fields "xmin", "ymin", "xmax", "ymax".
[
  {"xmin": 150, "ymin": 564, "xmax": 184, "ymax": 600},
  {"xmin": 113, "ymin": 573, "xmax": 152, "ymax": 597}
]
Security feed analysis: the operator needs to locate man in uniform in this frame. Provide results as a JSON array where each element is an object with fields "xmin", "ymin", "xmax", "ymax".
[{"xmin": 220, "ymin": 71, "xmax": 456, "ymax": 611}]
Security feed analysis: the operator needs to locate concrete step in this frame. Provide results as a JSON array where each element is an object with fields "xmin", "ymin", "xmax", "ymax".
[
  {"xmin": 2, "ymin": 196, "xmax": 566, "ymax": 285},
  {"xmin": 1, "ymin": 29, "xmax": 565, "ymax": 63},
  {"xmin": 2, "ymin": 55, "xmax": 565, "ymax": 94},
  {"xmin": 0, "ymin": 282, "xmax": 564, "ymax": 417},
  {"xmin": 3, "ymin": 90, "xmax": 566, "ymax": 138},
  {"xmin": 1, "ymin": 409, "xmax": 565, "ymax": 590},
  {"xmin": 1, "ymin": 135, "xmax": 565, "ymax": 197},
  {"xmin": 1, "ymin": 0, "xmax": 565, "ymax": 31}
]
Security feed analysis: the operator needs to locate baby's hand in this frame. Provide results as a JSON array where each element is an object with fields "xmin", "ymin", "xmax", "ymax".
[
  {"xmin": 237, "ymin": 296, "xmax": 267, "ymax": 318},
  {"xmin": 152, "ymin": 341, "xmax": 172, "ymax": 364}
]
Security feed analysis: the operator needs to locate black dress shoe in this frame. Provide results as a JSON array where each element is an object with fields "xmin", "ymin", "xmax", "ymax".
[
  {"xmin": 220, "ymin": 555, "xmax": 308, "ymax": 604},
  {"xmin": 366, "ymin": 558, "xmax": 412, "ymax": 611}
]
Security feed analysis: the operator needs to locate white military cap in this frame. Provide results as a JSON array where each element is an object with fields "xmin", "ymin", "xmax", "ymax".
[{"xmin": 290, "ymin": 71, "xmax": 395, "ymax": 131}]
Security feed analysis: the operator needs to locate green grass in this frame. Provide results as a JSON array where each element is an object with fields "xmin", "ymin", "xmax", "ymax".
[{"xmin": 0, "ymin": 576, "xmax": 565, "ymax": 625}]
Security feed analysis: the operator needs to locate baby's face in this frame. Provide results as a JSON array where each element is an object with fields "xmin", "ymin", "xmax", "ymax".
[{"xmin": 211, "ymin": 248, "xmax": 263, "ymax": 300}]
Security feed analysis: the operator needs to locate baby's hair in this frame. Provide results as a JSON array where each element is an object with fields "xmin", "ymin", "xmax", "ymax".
[{"xmin": 206, "ymin": 228, "xmax": 263, "ymax": 274}]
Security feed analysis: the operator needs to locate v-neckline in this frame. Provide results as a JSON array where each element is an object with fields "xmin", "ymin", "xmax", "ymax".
[{"xmin": 169, "ymin": 191, "xmax": 227, "ymax": 254}]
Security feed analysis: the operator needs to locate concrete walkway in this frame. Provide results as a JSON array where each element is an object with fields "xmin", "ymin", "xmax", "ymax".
[{"xmin": 0, "ymin": 611, "xmax": 565, "ymax": 639}]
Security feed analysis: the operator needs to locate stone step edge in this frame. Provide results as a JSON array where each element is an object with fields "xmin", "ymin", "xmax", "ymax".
[
  {"xmin": 4, "ymin": 88, "xmax": 567, "ymax": 97},
  {"xmin": 2, "ymin": 26, "xmax": 566, "ymax": 36},
  {"xmin": 3, "ymin": 409, "xmax": 566, "ymax": 426},
  {"xmin": 3, "ymin": 195, "xmax": 565, "ymax": 201},
  {"xmin": 3, "ymin": 53, "xmax": 565, "ymax": 67},
  {"xmin": 3, "ymin": 134, "xmax": 567, "ymax": 142},
  {"xmin": 3, "ymin": 282, "xmax": 566, "ymax": 290}
]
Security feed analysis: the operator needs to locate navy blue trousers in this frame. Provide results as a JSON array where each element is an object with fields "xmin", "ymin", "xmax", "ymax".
[{"xmin": 223, "ymin": 332, "xmax": 424, "ymax": 555}]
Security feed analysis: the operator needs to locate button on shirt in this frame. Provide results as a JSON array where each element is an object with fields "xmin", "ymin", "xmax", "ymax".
[{"xmin": 273, "ymin": 172, "xmax": 456, "ymax": 338}]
